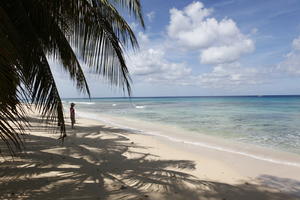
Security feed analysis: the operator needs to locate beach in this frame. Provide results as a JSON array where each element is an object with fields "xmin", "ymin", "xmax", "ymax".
[
  {"xmin": 2, "ymin": 0, "xmax": 300, "ymax": 199},
  {"xmin": 1, "ymin": 110, "xmax": 300, "ymax": 200}
]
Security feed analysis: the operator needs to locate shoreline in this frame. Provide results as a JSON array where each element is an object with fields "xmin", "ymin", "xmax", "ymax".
[
  {"xmin": 1, "ymin": 111, "xmax": 300, "ymax": 199},
  {"xmin": 77, "ymin": 111, "xmax": 300, "ymax": 169},
  {"xmin": 78, "ymin": 114, "xmax": 300, "ymax": 194}
]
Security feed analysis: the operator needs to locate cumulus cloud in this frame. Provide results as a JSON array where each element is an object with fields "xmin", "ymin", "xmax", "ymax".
[
  {"xmin": 167, "ymin": 1, "xmax": 254, "ymax": 64},
  {"xmin": 196, "ymin": 62, "xmax": 263, "ymax": 87},
  {"xmin": 128, "ymin": 48, "xmax": 192, "ymax": 84},
  {"xmin": 128, "ymin": 47, "xmax": 262, "ymax": 87},
  {"xmin": 200, "ymin": 39, "xmax": 254, "ymax": 64},
  {"xmin": 278, "ymin": 36, "xmax": 300, "ymax": 75},
  {"xmin": 126, "ymin": 2, "xmax": 260, "ymax": 88}
]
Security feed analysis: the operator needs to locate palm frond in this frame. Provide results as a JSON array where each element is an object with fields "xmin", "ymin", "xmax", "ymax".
[
  {"xmin": 32, "ymin": 0, "xmax": 142, "ymax": 94},
  {"xmin": 71, "ymin": 12, "xmax": 133, "ymax": 94},
  {"xmin": 1, "ymin": 0, "xmax": 66, "ymax": 136},
  {"xmin": 0, "ymin": 5, "xmax": 30, "ymax": 153},
  {"xmin": 22, "ymin": 0, "xmax": 91, "ymax": 96},
  {"xmin": 111, "ymin": 0, "xmax": 145, "ymax": 28},
  {"xmin": 0, "ymin": 0, "xmax": 144, "ymax": 152}
]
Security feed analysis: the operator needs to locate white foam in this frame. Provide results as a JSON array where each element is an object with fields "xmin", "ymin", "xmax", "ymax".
[
  {"xmin": 74, "ymin": 102, "xmax": 95, "ymax": 105},
  {"xmin": 135, "ymin": 105, "xmax": 145, "ymax": 109},
  {"xmin": 112, "ymin": 104, "xmax": 117, "ymax": 107},
  {"xmin": 140, "ymin": 131, "xmax": 300, "ymax": 168},
  {"xmin": 78, "ymin": 111, "xmax": 300, "ymax": 168}
]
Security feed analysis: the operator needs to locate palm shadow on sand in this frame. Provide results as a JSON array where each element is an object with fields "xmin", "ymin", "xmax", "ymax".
[{"xmin": 0, "ymin": 117, "xmax": 300, "ymax": 200}]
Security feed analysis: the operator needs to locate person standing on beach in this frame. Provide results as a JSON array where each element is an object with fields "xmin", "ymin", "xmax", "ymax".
[{"xmin": 70, "ymin": 103, "xmax": 76, "ymax": 129}]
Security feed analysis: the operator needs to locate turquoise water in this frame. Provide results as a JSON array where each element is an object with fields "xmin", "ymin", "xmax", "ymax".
[{"xmin": 63, "ymin": 96, "xmax": 300, "ymax": 155}]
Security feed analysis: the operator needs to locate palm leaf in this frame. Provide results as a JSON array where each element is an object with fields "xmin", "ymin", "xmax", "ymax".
[
  {"xmin": 22, "ymin": 0, "xmax": 91, "ymax": 96},
  {"xmin": 111, "ymin": 0, "xmax": 145, "ymax": 28},
  {"xmin": 1, "ymin": 0, "xmax": 66, "ymax": 136},
  {"xmin": 0, "ymin": 0, "xmax": 144, "ymax": 152},
  {"xmin": 0, "ymin": 8, "xmax": 28, "ymax": 153}
]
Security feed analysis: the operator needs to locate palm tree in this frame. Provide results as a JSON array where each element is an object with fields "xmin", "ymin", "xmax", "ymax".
[{"xmin": 0, "ymin": 0, "xmax": 144, "ymax": 153}]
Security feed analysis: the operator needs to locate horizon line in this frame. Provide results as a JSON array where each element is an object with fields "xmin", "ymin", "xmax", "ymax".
[{"xmin": 61, "ymin": 94, "xmax": 300, "ymax": 99}]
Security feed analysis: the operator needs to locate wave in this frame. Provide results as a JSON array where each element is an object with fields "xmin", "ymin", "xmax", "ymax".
[
  {"xmin": 73, "ymin": 102, "xmax": 95, "ymax": 105},
  {"xmin": 135, "ymin": 105, "xmax": 145, "ymax": 109}
]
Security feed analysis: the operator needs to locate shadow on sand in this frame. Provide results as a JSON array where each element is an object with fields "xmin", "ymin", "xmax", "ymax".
[{"xmin": 0, "ymin": 117, "xmax": 300, "ymax": 200}]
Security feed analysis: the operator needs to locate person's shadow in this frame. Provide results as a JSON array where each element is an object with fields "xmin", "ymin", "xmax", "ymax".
[{"xmin": 0, "ymin": 117, "xmax": 300, "ymax": 200}]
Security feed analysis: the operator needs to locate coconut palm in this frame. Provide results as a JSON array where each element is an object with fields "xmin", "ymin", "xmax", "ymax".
[{"xmin": 0, "ymin": 0, "xmax": 144, "ymax": 153}]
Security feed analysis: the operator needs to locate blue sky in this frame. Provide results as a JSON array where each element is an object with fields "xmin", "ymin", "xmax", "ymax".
[{"xmin": 53, "ymin": 0, "xmax": 300, "ymax": 97}]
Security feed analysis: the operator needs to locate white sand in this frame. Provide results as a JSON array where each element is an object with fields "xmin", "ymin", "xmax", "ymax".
[{"xmin": 1, "ymin": 112, "xmax": 300, "ymax": 200}]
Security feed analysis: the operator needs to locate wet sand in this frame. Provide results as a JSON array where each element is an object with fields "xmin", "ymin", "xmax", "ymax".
[{"xmin": 0, "ymin": 113, "xmax": 300, "ymax": 199}]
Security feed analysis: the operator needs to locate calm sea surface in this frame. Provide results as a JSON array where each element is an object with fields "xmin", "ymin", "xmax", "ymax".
[{"xmin": 63, "ymin": 96, "xmax": 300, "ymax": 155}]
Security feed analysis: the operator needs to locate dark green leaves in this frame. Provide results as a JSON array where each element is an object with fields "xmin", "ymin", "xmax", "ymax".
[{"xmin": 0, "ymin": 0, "xmax": 143, "ymax": 152}]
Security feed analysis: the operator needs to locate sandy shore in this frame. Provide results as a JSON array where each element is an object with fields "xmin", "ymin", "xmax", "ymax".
[{"xmin": 1, "ymin": 112, "xmax": 300, "ymax": 200}]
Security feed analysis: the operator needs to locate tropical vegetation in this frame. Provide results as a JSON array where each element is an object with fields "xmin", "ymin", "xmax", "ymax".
[{"xmin": 0, "ymin": 0, "xmax": 144, "ymax": 153}]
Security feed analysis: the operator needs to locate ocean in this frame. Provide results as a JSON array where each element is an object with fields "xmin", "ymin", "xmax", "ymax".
[{"xmin": 63, "ymin": 96, "xmax": 300, "ymax": 156}]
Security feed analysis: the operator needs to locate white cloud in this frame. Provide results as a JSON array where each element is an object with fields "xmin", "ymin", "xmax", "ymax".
[
  {"xmin": 127, "ymin": 31, "xmax": 193, "ymax": 85},
  {"xmin": 200, "ymin": 39, "xmax": 254, "ymax": 64},
  {"xmin": 278, "ymin": 53, "xmax": 300, "ymax": 75},
  {"xmin": 167, "ymin": 1, "xmax": 254, "ymax": 64},
  {"xmin": 278, "ymin": 36, "xmax": 300, "ymax": 75},
  {"xmin": 137, "ymin": 31, "xmax": 150, "ymax": 44},
  {"xmin": 196, "ymin": 62, "xmax": 263, "ymax": 87},
  {"xmin": 127, "ymin": 39, "xmax": 262, "ymax": 87},
  {"xmin": 128, "ymin": 48, "xmax": 192, "ymax": 84},
  {"xmin": 146, "ymin": 11, "xmax": 156, "ymax": 22},
  {"xmin": 126, "ymin": 2, "xmax": 261, "ymax": 88},
  {"xmin": 168, "ymin": 2, "xmax": 212, "ymax": 41}
]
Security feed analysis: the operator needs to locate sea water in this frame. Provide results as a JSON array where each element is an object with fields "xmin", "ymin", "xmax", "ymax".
[{"xmin": 63, "ymin": 96, "xmax": 300, "ymax": 155}]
